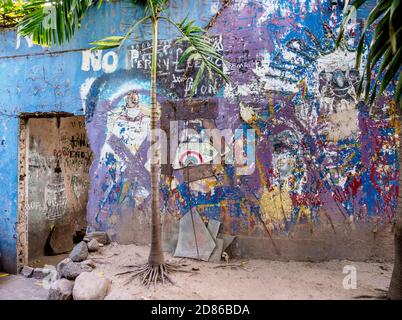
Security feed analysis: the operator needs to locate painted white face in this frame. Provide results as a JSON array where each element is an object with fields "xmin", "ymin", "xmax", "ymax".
[
  {"xmin": 100, "ymin": 90, "xmax": 151, "ymax": 166},
  {"xmin": 317, "ymin": 49, "xmax": 361, "ymax": 141},
  {"xmin": 273, "ymin": 152, "xmax": 293, "ymax": 180},
  {"xmin": 125, "ymin": 92, "xmax": 139, "ymax": 109}
]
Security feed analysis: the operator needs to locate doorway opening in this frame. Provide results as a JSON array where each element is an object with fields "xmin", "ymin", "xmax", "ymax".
[{"xmin": 17, "ymin": 113, "xmax": 92, "ymax": 271}]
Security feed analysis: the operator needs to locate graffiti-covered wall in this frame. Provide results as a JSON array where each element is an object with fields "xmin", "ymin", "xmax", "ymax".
[
  {"xmin": 0, "ymin": 0, "xmax": 397, "ymax": 272},
  {"xmin": 26, "ymin": 116, "xmax": 91, "ymax": 260}
]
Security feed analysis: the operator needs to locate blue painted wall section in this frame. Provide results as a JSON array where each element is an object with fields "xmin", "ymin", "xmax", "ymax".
[{"xmin": 0, "ymin": 0, "xmax": 397, "ymax": 272}]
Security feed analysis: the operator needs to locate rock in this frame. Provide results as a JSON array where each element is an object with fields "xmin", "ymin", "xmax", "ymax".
[
  {"xmin": 48, "ymin": 224, "xmax": 74, "ymax": 255},
  {"xmin": 85, "ymin": 232, "xmax": 110, "ymax": 245},
  {"xmin": 33, "ymin": 267, "xmax": 52, "ymax": 279},
  {"xmin": 47, "ymin": 279, "xmax": 74, "ymax": 300},
  {"xmin": 81, "ymin": 259, "xmax": 96, "ymax": 269},
  {"xmin": 56, "ymin": 258, "xmax": 71, "ymax": 273},
  {"xmin": 58, "ymin": 260, "xmax": 92, "ymax": 280},
  {"xmin": 20, "ymin": 266, "xmax": 34, "ymax": 278},
  {"xmin": 69, "ymin": 241, "xmax": 88, "ymax": 262},
  {"xmin": 87, "ymin": 239, "xmax": 100, "ymax": 252},
  {"xmin": 73, "ymin": 272, "xmax": 111, "ymax": 300}
]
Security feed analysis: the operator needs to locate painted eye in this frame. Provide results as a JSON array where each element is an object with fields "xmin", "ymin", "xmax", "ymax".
[
  {"xmin": 273, "ymin": 142, "xmax": 285, "ymax": 152},
  {"xmin": 173, "ymin": 142, "xmax": 219, "ymax": 169}
]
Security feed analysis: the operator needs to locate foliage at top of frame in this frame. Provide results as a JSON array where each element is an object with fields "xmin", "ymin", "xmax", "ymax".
[{"xmin": 0, "ymin": 0, "xmax": 26, "ymax": 28}]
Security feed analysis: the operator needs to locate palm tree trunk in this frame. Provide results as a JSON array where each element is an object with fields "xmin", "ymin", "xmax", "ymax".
[
  {"xmin": 388, "ymin": 121, "xmax": 402, "ymax": 299},
  {"xmin": 148, "ymin": 18, "xmax": 165, "ymax": 266}
]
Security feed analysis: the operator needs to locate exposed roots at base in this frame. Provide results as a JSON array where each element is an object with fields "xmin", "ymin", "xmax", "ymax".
[{"xmin": 115, "ymin": 263, "xmax": 180, "ymax": 287}]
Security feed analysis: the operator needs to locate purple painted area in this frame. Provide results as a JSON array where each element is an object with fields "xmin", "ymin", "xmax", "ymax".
[{"xmin": 83, "ymin": 0, "xmax": 397, "ymax": 241}]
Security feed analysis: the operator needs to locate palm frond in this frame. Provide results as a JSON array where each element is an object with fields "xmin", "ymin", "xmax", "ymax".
[
  {"xmin": 90, "ymin": 35, "xmax": 125, "ymax": 50},
  {"xmin": 337, "ymin": 0, "xmax": 402, "ymax": 108},
  {"xmin": 162, "ymin": 16, "xmax": 229, "ymax": 97},
  {"xmin": 17, "ymin": 0, "xmax": 97, "ymax": 46}
]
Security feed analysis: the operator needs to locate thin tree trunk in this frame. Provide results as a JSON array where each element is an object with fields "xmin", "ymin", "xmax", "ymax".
[
  {"xmin": 148, "ymin": 18, "xmax": 165, "ymax": 266},
  {"xmin": 388, "ymin": 121, "xmax": 402, "ymax": 299}
]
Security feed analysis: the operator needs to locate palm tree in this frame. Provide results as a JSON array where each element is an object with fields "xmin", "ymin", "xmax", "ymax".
[
  {"xmin": 18, "ymin": 0, "xmax": 228, "ymax": 286},
  {"xmin": 338, "ymin": 0, "xmax": 401, "ymax": 299}
]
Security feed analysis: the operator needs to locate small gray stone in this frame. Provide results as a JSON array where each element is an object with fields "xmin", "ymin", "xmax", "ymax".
[
  {"xmin": 47, "ymin": 279, "xmax": 74, "ymax": 300},
  {"xmin": 85, "ymin": 232, "xmax": 110, "ymax": 245},
  {"xmin": 69, "ymin": 241, "xmax": 88, "ymax": 262},
  {"xmin": 73, "ymin": 272, "xmax": 111, "ymax": 300},
  {"xmin": 33, "ymin": 268, "xmax": 52, "ymax": 279},
  {"xmin": 81, "ymin": 259, "xmax": 96, "ymax": 269},
  {"xmin": 87, "ymin": 239, "xmax": 100, "ymax": 252},
  {"xmin": 58, "ymin": 260, "xmax": 92, "ymax": 280},
  {"xmin": 56, "ymin": 258, "xmax": 71, "ymax": 274},
  {"xmin": 20, "ymin": 266, "xmax": 34, "ymax": 278}
]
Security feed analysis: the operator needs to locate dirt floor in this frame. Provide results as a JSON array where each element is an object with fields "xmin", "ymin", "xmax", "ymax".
[
  {"xmin": 0, "ymin": 243, "xmax": 393, "ymax": 300},
  {"xmin": 0, "ymin": 273, "xmax": 48, "ymax": 300},
  {"xmin": 93, "ymin": 244, "xmax": 392, "ymax": 300}
]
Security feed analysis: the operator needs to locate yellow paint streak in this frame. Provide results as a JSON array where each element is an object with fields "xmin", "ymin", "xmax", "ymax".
[
  {"xmin": 289, "ymin": 78, "xmax": 308, "ymax": 101},
  {"xmin": 259, "ymin": 185, "xmax": 292, "ymax": 225},
  {"xmin": 255, "ymin": 155, "xmax": 267, "ymax": 189},
  {"xmin": 268, "ymin": 93, "xmax": 275, "ymax": 119},
  {"xmin": 390, "ymin": 100, "xmax": 399, "ymax": 136},
  {"xmin": 297, "ymin": 206, "xmax": 311, "ymax": 223},
  {"xmin": 118, "ymin": 181, "xmax": 130, "ymax": 204}
]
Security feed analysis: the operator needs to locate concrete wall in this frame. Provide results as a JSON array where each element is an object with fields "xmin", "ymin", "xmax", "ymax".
[{"xmin": 0, "ymin": 0, "xmax": 397, "ymax": 273}]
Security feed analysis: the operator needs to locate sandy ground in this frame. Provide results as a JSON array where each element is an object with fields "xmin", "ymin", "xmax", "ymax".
[
  {"xmin": 0, "ymin": 243, "xmax": 392, "ymax": 300},
  {"xmin": 86, "ymin": 243, "xmax": 393, "ymax": 300},
  {"xmin": 0, "ymin": 273, "xmax": 48, "ymax": 300}
]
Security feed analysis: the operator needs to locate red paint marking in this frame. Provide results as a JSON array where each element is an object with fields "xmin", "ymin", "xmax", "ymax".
[{"xmin": 179, "ymin": 150, "xmax": 203, "ymax": 166}]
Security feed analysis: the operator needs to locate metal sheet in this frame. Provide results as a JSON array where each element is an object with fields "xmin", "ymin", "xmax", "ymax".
[
  {"xmin": 209, "ymin": 238, "xmax": 224, "ymax": 263},
  {"xmin": 174, "ymin": 209, "xmax": 216, "ymax": 261},
  {"xmin": 207, "ymin": 219, "xmax": 221, "ymax": 241}
]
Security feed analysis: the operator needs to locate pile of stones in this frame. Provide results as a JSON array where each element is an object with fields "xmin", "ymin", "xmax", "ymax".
[{"xmin": 21, "ymin": 232, "xmax": 112, "ymax": 300}]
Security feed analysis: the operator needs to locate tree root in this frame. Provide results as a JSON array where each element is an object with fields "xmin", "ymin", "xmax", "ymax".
[{"xmin": 115, "ymin": 263, "xmax": 180, "ymax": 287}]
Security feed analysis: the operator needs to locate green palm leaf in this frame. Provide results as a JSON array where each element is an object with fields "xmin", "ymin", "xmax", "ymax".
[
  {"xmin": 17, "ymin": 0, "xmax": 97, "ymax": 46},
  {"xmin": 90, "ymin": 14, "xmax": 151, "ymax": 51},
  {"xmin": 338, "ymin": 0, "xmax": 402, "ymax": 108},
  {"xmin": 162, "ymin": 16, "xmax": 229, "ymax": 97}
]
